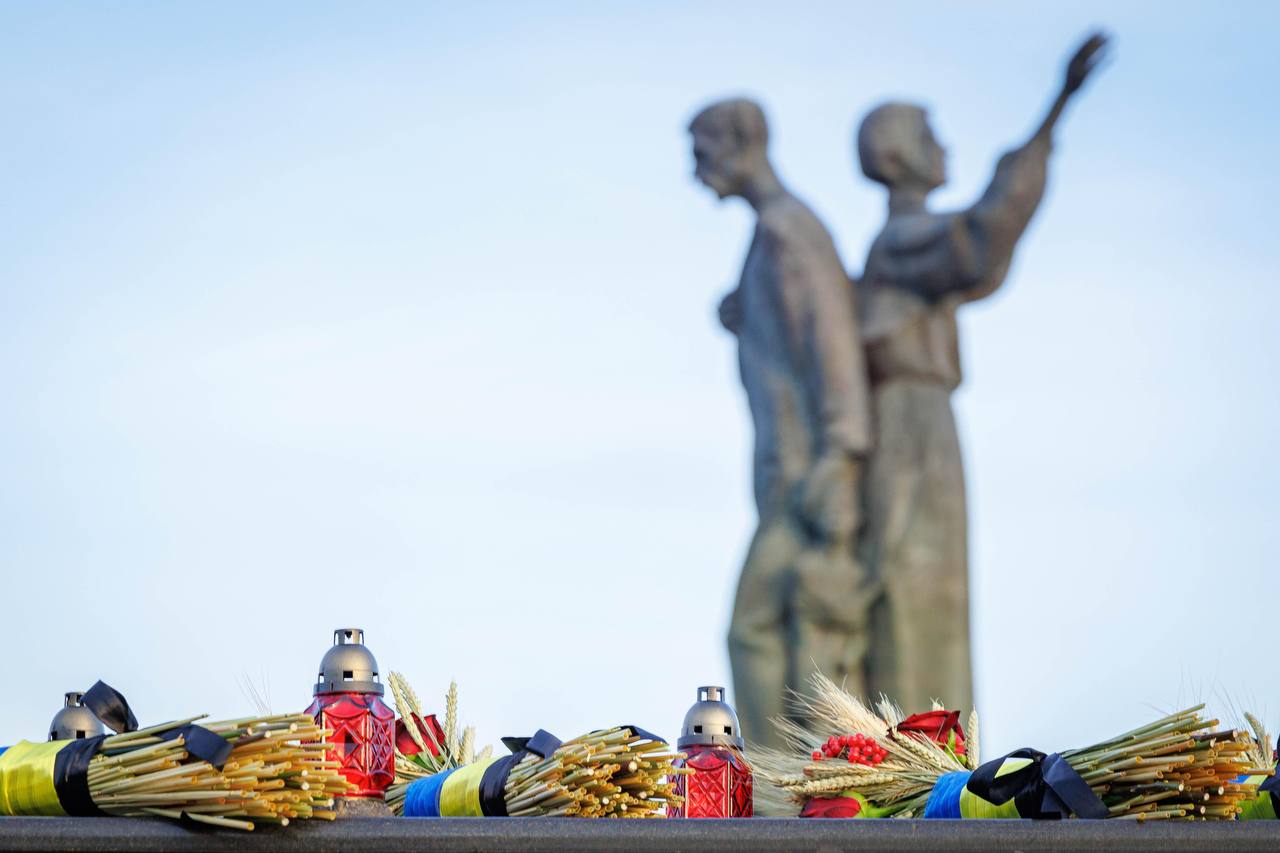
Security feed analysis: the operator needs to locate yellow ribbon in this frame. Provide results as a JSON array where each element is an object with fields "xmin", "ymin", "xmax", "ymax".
[
  {"xmin": 959, "ymin": 785, "xmax": 1022, "ymax": 818},
  {"xmin": 438, "ymin": 757, "xmax": 500, "ymax": 817},
  {"xmin": 0, "ymin": 741, "xmax": 69, "ymax": 816}
]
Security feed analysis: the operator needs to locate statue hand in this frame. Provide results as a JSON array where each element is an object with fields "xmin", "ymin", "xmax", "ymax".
[
  {"xmin": 799, "ymin": 452, "xmax": 861, "ymax": 543},
  {"xmin": 1064, "ymin": 31, "xmax": 1109, "ymax": 96},
  {"xmin": 717, "ymin": 288, "xmax": 743, "ymax": 334}
]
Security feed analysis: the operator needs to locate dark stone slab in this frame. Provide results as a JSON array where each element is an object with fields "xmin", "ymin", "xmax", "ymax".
[{"xmin": 1, "ymin": 817, "xmax": 1277, "ymax": 853}]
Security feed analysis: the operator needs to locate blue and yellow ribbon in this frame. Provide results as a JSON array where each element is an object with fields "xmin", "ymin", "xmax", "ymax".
[{"xmin": 402, "ymin": 729, "xmax": 563, "ymax": 818}]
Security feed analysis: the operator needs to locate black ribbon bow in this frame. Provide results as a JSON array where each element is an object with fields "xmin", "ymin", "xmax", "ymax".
[
  {"xmin": 81, "ymin": 680, "xmax": 138, "ymax": 734},
  {"xmin": 967, "ymin": 748, "xmax": 1108, "ymax": 819}
]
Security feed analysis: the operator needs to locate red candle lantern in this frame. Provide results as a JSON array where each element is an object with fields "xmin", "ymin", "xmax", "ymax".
[
  {"xmin": 670, "ymin": 685, "xmax": 753, "ymax": 818},
  {"xmin": 305, "ymin": 628, "xmax": 396, "ymax": 798}
]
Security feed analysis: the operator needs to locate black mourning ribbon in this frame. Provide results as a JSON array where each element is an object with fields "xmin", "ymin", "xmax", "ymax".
[
  {"xmin": 50, "ymin": 681, "xmax": 233, "ymax": 816},
  {"xmin": 159, "ymin": 725, "xmax": 233, "ymax": 770},
  {"xmin": 967, "ymin": 748, "xmax": 1109, "ymax": 820},
  {"xmin": 81, "ymin": 681, "xmax": 138, "ymax": 734},
  {"xmin": 52, "ymin": 736, "xmax": 110, "ymax": 816},
  {"xmin": 479, "ymin": 729, "xmax": 564, "ymax": 816}
]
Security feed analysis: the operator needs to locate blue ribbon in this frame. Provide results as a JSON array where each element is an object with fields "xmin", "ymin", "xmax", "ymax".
[
  {"xmin": 924, "ymin": 771, "xmax": 970, "ymax": 818},
  {"xmin": 402, "ymin": 766, "xmax": 457, "ymax": 817}
]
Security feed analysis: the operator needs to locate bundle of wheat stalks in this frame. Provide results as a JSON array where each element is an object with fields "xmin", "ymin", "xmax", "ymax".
[
  {"xmin": 387, "ymin": 723, "xmax": 686, "ymax": 818},
  {"xmin": 88, "ymin": 713, "xmax": 349, "ymax": 829},
  {"xmin": 755, "ymin": 673, "xmax": 1263, "ymax": 820},
  {"xmin": 753, "ymin": 674, "xmax": 974, "ymax": 817},
  {"xmin": 498, "ymin": 726, "xmax": 685, "ymax": 817},
  {"xmin": 1062, "ymin": 705, "xmax": 1260, "ymax": 820}
]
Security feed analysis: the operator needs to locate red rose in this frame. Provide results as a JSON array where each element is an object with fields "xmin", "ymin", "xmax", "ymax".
[
  {"xmin": 395, "ymin": 713, "xmax": 446, "ymax": 756},
  {"xmin": 895, "ymin": 710, "xmax": 966, "ymax": 756},
  {"xmin": 800, "ymin": 795, "xmax": 862, "ymax": 819}
]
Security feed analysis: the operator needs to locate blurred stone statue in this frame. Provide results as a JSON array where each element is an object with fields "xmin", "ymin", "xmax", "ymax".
[
  {"xmin": 689, "ymin": 98, "xmax": 874, "ymax": 747},
  {"xmin": 855, "ymin": 33, "xmax": 1109, "ymax": 714}
]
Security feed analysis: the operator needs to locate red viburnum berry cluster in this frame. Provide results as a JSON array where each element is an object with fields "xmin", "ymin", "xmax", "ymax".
[{"xmin": 810, "ymin": 733, "xmax": 888, "ymax": 766}]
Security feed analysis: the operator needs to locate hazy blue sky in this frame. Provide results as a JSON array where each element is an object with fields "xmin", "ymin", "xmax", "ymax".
[{"xmin": 2, "ymin": 1, "xmax": 1277, "ymax": 759}]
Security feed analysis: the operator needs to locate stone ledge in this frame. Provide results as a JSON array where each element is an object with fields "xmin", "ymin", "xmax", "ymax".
[{"xmin": 1, "ymin": 817, "xmax": 1277, "ymax": 853}]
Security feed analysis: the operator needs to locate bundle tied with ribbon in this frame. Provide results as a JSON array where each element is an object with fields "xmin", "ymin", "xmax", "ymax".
[
  {"xmin": 399, "ymin": 729, "xmax": 563, "ymax": 817},
  {"xmin": 862, "ymin": 714, "xmax": 1260, "ymax": 821},
  {"xmin": 0, "ymin": 681, "xmax": 351, "ymax": 830},
  {"xmin": 392, "ymin": 725, "xmax": 685, "ymax": 818},
  {"xmin": 756, "ymin": 673, "xmax": 1261, "ymax": 820}
]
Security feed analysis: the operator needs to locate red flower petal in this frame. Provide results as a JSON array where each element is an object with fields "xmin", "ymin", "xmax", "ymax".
[
  {"xmin": 800, "ymin": 796, "xmax": 862, "ymax": 819},
  {"xmin": 896, "ymin": 710, "xmax": 966, "ymax": 754},
  {"xmin": 394, "ymin": 713, "xmax": 446, "ymax": 756}
]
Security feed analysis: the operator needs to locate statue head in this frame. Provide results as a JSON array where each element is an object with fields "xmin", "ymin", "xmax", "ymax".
[
  {"xmin": 689, "ymin": 98, "xmax": 771, "ymax": 200},
  {"xmin": 857, "ymin": 102, "xmax": 947, "ymax": 192}
]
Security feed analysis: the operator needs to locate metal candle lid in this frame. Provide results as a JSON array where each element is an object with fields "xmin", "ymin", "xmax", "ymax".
[
  {"xmin": 677, "ymin": 685, "xmax": 744, "ymax": 750},
  {"xmin": 49, "ymin": 691, "xmax": 105, "ymax": 741},
  {"xmin": 314, "ymin": 628, "xmax": 384, "ymax": 696}
]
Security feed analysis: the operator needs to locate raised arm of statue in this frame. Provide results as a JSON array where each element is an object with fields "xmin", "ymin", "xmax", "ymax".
[
  {"xmin": 950, "ymin": 137, "xmax": 1051, "ymax": 302},
  {"xmin": 952, "ymin": 32, "xmax": 1110, "ymax": 303},
  {"xmin": 1033, "ymin": 32, "xmax": 1110, "ymax": 145}
]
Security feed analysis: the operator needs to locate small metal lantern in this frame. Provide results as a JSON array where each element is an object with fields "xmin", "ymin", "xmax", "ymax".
[
  {"xmin": 48, "ymin": 691, "xmax": 105, "ymax": 741},
  {"xmin": 304, "ymin": 628, "xmax": 396, "ymax": 798},
  {"xmin": 669, "ymin": 685, "xmax": 753, "ymax": 818}
]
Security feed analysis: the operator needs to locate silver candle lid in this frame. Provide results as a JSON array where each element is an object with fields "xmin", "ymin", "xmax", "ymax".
[
  {"xmin": 677, "ymin": 685, "xmax": 744, "ymax": 750},
  {"xmin": 49, "ymin": 691, "xmax": 105, "ymax": 741},
  {"xmin": 314, "ymin": 628, "xmax": 384, "ymax": 696}
]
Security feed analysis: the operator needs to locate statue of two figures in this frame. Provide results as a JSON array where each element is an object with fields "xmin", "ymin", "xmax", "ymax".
[{"xmin": 692, "ymin": 34, "xmax": 1108, "ymax": 747}]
